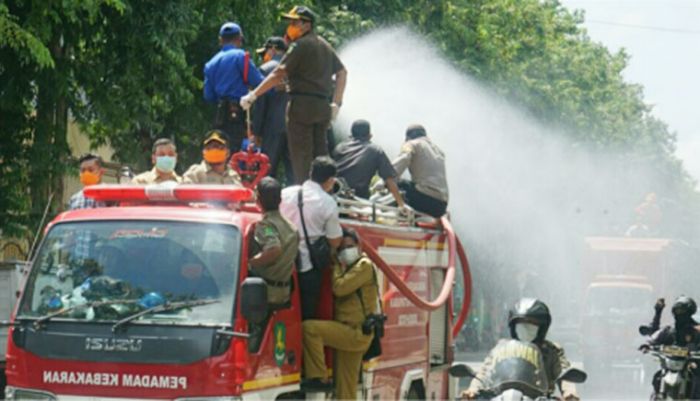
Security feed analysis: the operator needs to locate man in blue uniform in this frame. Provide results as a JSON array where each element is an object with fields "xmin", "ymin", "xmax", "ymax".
[
  {"xmin": 204, "ymin": 22, "xmax": 264, "ymax": 152},
  {"xmin": 252, "ymin": 37, "xmax": 294, "ymax": 184}
]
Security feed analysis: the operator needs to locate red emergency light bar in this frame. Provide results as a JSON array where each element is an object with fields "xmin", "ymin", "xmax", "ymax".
[{"xmin": 83, "ymin": 184, "xmax": 254, "ymax": 203}]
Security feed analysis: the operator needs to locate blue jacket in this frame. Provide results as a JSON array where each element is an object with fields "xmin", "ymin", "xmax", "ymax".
[{"xmin": 204, "ymin": 44, "xmax": 264, "ymax": 102}]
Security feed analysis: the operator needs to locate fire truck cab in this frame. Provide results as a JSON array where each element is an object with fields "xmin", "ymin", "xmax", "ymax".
[{"xmin": 4, "ymin": 184, "xmax": 470, "ymax": 400}]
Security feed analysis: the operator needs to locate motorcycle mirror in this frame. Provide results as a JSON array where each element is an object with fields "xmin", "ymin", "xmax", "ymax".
[
  {"xmin": 557, "ymin": 367, "xmax": 587, "ymax": 384},
  {"xmin": 449, "ymin": 363, "xmax": 477, "ymax": 378},
  {"xmin": 639, "ymin": 324, "xmax": 654, "ymax": 336}
]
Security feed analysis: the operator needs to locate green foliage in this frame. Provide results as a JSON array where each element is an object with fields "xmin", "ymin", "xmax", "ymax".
[
  {"xmin": 0, "ymin": 3, "xmax": 53, "ymax": 68},
  {"xmin": 0, "ymin": 0, "xmax": 698, "ymax": 241}
]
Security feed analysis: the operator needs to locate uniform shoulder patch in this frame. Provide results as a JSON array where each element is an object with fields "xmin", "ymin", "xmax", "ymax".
[{"xmin": 263, "ymin": 225, "xmax": 277, "ymax": 237}]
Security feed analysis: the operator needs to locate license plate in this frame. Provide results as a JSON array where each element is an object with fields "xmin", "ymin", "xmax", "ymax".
[{"xmin": 663, "ymin": 346, "xmax": 689, "ymax": 357}]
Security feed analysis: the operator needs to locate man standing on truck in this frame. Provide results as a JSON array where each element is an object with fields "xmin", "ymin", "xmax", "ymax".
[
  {"xmin": 68, "ymin": 153, "xmax": 106, "ymax": 210},
  {"xmin": 204, "ymin": 22, "xmax": 264, "ymax": 152},
  {"xmin": 302, "ymin": 228, "xmax": 378, "ymax": 399},
  {"xmin": 280, "ymin": 156, "xmax": 342, "ymax": 319},
  {"xmin": 391, "ymin": 124, "xmax": 449, "ymax": 218},
  {"xmin": 132, "ymin": 138, "xmax": 182, "ymax": 184},
  {"xmin": 240, "ymin": 5, "xmax": 347, "ymax": 184},
  {"xmin": 332, "ymin": 119, "xmax": 405, "ymax": 208},
  {"xmin": 183, "ymin": 130, "xmax": 242, "ymax": 185},
  {"xmin": 251, "ymin": 37, "xmax": 293, "ymax": 184}
]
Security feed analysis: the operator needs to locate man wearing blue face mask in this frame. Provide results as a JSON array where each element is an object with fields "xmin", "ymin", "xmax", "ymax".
[{"xmin": 133, "ymin": 138, "xmax": 182, "ymax": 185}]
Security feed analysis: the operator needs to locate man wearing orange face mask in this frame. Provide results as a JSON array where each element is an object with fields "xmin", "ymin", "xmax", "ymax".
[
  {"xmin": 252, "ymin": 37, "xmax": 294, "ymax": 185},
  {"xmin": 183, "ymin": 130, "xmax": 242, "ymax": 185},
  {"xmin": 68, "ymin": 153, "xmax": 107, "ymax": 210},
  {"xmin": 240, "ymin": 6, "xmax": 347, "ymax": 185}
]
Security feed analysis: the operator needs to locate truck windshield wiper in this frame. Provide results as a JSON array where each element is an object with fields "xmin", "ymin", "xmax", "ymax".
[
  {"xmin": 111, "ymin": 298, "xmax": 220, "ymax": 332},
  {"xmin": 33, "ymin": 299, "xmax": 139, "ymax": 330}
]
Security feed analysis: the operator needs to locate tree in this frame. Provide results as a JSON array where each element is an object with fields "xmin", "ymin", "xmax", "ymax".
[{"xmin": 1, "ymin": 0, "xmax": 698, "ymax": 243}]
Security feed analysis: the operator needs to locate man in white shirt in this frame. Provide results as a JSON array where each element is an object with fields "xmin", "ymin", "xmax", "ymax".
[{"xmin": 280, "ymin": 156, "xmax": 343, "ymax": 319}]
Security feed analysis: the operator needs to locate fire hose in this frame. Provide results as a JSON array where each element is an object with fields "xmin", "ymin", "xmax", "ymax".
[{"xmin": 360, "ymin": 216, "xmax": 473, "ymax": 338}]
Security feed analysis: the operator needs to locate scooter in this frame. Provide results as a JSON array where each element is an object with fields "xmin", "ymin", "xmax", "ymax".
[{"xmin": 644, "ymin": 345, "xmax": 700, "ymax": 400}]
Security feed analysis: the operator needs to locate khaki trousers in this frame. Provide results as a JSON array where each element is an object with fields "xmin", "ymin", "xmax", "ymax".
[
  {"xmin": 303, "ymin": 320, "xmax": 373, "ymax": 400},
  {"xmin": 286, "ymin": 96, "xmax": 331, "ymax": 184}
]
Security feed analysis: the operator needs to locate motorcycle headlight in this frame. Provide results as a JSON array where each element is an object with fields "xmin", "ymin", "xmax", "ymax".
[
  {"xmin": 666, "ymin": 358, "xmax": 686, "ymax": 371},
  {"xmin": 5, "ymin": 386, "xmax": 57, "ymax": 401}
]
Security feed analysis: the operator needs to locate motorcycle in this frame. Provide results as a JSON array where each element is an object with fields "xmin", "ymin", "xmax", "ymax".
[
  {"xmin": 450, "ymin": 339, "xmax": 586, "ymax": 401},
  {"xmin": 644, "ymin": 345, "xmax": 700, "ymax": 400}
]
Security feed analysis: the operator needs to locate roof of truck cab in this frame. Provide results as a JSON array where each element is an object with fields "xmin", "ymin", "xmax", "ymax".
[{"xmin": 52, "ymin": 205, "xmax": 261, "ymax": 228}]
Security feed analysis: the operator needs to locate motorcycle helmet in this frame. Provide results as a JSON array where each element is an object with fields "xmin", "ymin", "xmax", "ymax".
[
  {"xmin": 671, "ymin": 296, "xmax": 697, "ymax": 320},
  {"xmin": 508, "ymin": 298, "xmax": 552, "ymax": 343}
]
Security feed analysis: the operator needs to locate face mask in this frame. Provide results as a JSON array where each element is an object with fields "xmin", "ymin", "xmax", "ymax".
[
  {"xmin": 80, "ymin": 171, "xmax": 101, "ymax": 186},
  {"xmin": 155, "ymin": 156, "xmax": 177, "ymax": 173},
  {"xmin": 515, "ymin": 322, "xmax": 539, "ymax": 343},
  {"xmin": 203, "ymin": 148, "xmax": 228, "ymax": 164},
  {"xmin": 286, "ymin": 24, "xmax": 303, "ymax": 41},
  {"xmin": 339, "ymin": 247, "xmax": 360, "ymax": 266}
]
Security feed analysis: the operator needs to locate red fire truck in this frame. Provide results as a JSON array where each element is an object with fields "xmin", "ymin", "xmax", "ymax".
[{"xmin": 3, "ymin": 184, "xmax": 471, "ymax": 400}]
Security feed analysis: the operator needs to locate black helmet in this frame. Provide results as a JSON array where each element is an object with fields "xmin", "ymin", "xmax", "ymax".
[
  {"xmin": 508, "ymin": 298, "xmax": 552, "ymax": 342},
  {"xmin": 671, "ymin": 296, "xmax": 697, "ymax": 319}
]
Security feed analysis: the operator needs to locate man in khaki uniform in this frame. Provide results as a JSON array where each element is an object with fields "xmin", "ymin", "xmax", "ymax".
[
  {"xmin": 183, "ymin": 130, "xmax": 242, "ymax": 185},
  {"xmin": 391, "ymin": 124, "xmax": 449, "ymax": 217},
  {"xmin": 248, "ymin": 177, "xmax": 298, "ymax": 305},
  {"xmin": 132, "ymin": 138, "xmax": 182, "ymax": 184},
  {"xmin": 302, "ymin": 228, "xmax": 377, "ymax": 400},
  {"xmin": 247, "ymin": 177, "xmax": 298, "ymax": 352},
  {"xmin": 240, "ymin": 5, "xmax": 347, "ymax": 184}
]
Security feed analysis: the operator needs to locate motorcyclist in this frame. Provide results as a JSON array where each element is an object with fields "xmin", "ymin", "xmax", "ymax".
[
  {"xmin": 640, "ymin": 296, "xmax": 700, "ymax": 398},
  {"xmin": 462, "ymin": 298, "xmax": 579, "ymax": 400}
]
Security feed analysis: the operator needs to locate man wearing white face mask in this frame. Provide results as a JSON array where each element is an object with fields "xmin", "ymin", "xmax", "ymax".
[
  {"xmin": 462, "ymin": 298, "xmax": 579, "ymax": 400},
  {"xmin": 132, "ymin": 138, "xmax": 182, "ymax": 184},
  {"xmin": 301, "ymin": 228, "xmax": 378, "ymax": 399}
]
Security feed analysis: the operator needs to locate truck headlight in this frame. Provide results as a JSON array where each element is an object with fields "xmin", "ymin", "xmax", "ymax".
[{"xmin": 5, "ymin": 386, "xmax": 57, "ymax": 401}]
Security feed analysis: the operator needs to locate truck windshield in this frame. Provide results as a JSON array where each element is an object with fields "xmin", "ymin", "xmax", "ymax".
[{"xmin": 18, "ymin": 221, "xmax": 240, "ymax": 326}]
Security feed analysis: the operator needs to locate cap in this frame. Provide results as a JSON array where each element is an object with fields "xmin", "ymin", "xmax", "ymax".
[
  {"xmin": 281, "ymin": 5, "xmax": 316, "ymax": 23},
  {"xmin": 256, "ymin": 36, "xmax": 288, "ymax": 55},
  {"xmin": 203, "ymin": 130, "xmax": 229, "ymax": 146},
  {"xmin": 219, "ymin": 22, "xmax": 242, "ymax": 38}
]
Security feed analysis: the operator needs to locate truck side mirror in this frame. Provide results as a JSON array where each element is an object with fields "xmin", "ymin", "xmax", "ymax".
[{"xmin": 241, "ymin": 277, "xmax": 268, "ymax": 324}]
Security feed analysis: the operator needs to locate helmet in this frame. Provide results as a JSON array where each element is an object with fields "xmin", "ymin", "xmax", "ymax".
[
  {"xmin": 508, "ymin": 298, "xmax": 552, "ymax": 342},
  {"xmin": 671, "ymin": 296, "xmax": 697, "ymax": 319}
]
